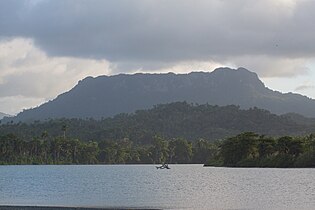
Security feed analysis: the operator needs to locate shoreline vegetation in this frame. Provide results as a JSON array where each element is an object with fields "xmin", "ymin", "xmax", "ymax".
[
  {"xmin": 0, "ymin": 131, "xmax": 314, "ymax": 167},
  {"xmin": 205, "ymin": 132, "xmax": 315, "ymax": 168},
  {"xmin": 0, "ymin": 103, "xmax": 314, "ymax": 168}
]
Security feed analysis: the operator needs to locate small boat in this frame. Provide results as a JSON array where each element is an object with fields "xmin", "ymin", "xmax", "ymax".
[{"xmin": 156, "ymin": 163, "xmax": 170, "ymax": 169}]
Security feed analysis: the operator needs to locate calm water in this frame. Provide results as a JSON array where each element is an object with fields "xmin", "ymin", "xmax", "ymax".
[{"xmin": 0, "ymin": 165, "xmax": 314, "ymax": 209}]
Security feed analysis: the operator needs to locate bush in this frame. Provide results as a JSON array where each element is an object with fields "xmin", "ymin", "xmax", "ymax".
[
  {"xmin": 236, "ymin": 158, "xmax": 259, "ymax": 167},
  {"xmin": 269, "ymin": 154, "xmax": 294, "ymax": 168},
  {"xmin": 294, "ymin": 151, "xmax": 315, "ymax": 168},
  {"xmin": 204, "ymin": 157, "xmax": 223, "ymax": 167}
]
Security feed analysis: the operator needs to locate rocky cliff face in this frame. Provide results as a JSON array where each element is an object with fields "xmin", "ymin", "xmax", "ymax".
[{"xmin": 7, "ymin": 67, "xmax": 315, "ymax": 122}]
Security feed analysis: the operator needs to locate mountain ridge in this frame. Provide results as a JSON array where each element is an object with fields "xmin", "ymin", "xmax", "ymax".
[
  {"xmin": 0, "ymin": 112, "xmax": 11, "ymax": 120},
  {"xmin": 6, "ymin": 67, "xmax": 315, "ymax": 122}
]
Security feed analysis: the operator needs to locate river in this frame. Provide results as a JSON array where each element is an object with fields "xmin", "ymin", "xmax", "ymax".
[{"xmin": 0, "ymin": 165, "xmax": 314, "ymax": 209}]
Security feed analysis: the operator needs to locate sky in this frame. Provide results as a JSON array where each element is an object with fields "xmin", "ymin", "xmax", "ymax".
[{"xmin": 1, "ymin": 0, "xmax": 315, "ymax": 115}]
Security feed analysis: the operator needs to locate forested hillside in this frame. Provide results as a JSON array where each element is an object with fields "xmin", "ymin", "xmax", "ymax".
[
  {"xmin": 1, "ymin": 102, "xmax": 313, "ymax": 143},
  {"xmin": 1, "ymin": 102, "xmax": 315, "ymax": 166}
]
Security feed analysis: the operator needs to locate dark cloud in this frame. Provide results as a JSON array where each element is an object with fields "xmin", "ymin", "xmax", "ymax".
[{"xmin": 0, "ymin": 0, "xmax": 315, "ymax": 74}]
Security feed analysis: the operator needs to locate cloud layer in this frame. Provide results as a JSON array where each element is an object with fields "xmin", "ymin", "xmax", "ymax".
[
  {"xmin": 0, "ymin": 38, "xmax": 111, "ymax": 114},
  {"xmin": 1, "ymin": 0, "xmax": 314, "ymax": 76}
]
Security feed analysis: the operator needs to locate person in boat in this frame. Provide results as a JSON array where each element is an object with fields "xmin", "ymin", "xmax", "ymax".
[
  {"xmin": 156, "ymin": 163, "xmax": 170, "ymax": 169},
  {"xmin": 164, "ymin": 163, "xmax": 170, "ymax": 169},
  {"xmin": 156, "ymin": 164, "xmax": 165, "ymax": 169}
]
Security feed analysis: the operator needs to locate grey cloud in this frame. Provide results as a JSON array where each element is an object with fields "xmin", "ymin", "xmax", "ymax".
[
  {"xmin": 1, "ymin": 0, "xmax": 315, "ymax": 73},
  {"xmin": 0, "ymin": 71, "xmax": 61, "ymax": 98},
  {"xmin": 232, "ymin": 56, "xmax": 310, "ymax": 78},
  {"xmin": 295, "ymin": 85, "xmax": 315, "ymax": 91}
]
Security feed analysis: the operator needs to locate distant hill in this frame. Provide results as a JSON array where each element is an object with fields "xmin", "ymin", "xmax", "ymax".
[
  {"xmin": 0, "ymin": 102, "xmax": 313, "ymax": 142},
  {"xmin": 7, "ymin": 67, "xmax": 315, "ymax": 122},
  {"xmin": 0, "ymin": 112, "xmax": 11, "ymax": 120}
]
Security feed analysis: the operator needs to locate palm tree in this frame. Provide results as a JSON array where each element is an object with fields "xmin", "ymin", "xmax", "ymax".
[{"xmin": 62, "ymin": 124, "xmax": 67, "ymax": 139}]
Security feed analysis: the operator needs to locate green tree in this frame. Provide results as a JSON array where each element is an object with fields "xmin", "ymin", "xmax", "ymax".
[
  {"xmin": 169, "ymin": 138, "xmax": 192, "ymax": 163},
  {"xmin": 192, "ymin": 139, "xmax": 218, "ymax": 163},
  {"xmin": 151, "ymin": 135, "xmax": 169, "ymax": 164},
  {"xmin": 78, "ymin": 141, "xmax": 99, "ymax": 164},
  {"xmin": 62, "ymin": 124, "xmax": 67, "ymax": 139},
  {"xmin": 277, "ymin": 136, "xmax": 303, "ymax": 157},
  {"xmin": 257, "ymin": 137, "xmax": 276, "ymax": 158},
  {"xmin": 220, "ymin": 132, "xmax": 259, "ymax": 166}
]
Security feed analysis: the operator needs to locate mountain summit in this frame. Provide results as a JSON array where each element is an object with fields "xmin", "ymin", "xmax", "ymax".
[{"xmin": 8, "ymin": 67, "xmax": 315, "ymax": 122}]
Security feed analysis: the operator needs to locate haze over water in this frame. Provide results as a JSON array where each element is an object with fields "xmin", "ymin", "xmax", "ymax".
[{"xmin": 0, "ymin": 165, "xmax": 314, "ymax": 209}]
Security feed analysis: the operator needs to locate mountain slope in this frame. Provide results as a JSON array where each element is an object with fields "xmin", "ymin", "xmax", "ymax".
[
  {"xmin": 8, "ymin": 67, "xmax": 315, "ymax": 122},
  {"xmin": 0, "ymin": 102, "xmax": 313, "ymax": 142},
  {"xmin": 0, "ymin": 112, "xmax": 11, "ymax": 120}
]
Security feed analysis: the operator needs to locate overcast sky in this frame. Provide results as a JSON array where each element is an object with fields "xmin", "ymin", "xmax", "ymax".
[{"xmin": 1, "ymin": 0, "xmax": 315, "ymax": 115}]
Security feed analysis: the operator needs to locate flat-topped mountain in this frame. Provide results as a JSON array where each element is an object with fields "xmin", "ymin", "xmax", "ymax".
[{"xmin": 7, "ymin": 67, "xmax": 315, "ymax": 122}]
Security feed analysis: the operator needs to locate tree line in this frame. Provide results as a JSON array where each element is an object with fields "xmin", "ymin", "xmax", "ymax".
[
  {"xmin": 1, "ymin": 130, "xmax": 315, "ymax": 167},
  {"xmin": 0, "ymin": 133, "xmax": 217, "ymax": 165},
  {"xmin": 207, "ymin": 132, "xmax": 315, "ymax": 168}
]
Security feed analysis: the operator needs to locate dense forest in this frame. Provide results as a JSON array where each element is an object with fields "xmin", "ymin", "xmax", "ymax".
[
  {"xmin": 1, "ymin": 131, "xmax": 315, "ymax": 167},
  {"xmin": 1, "ymin": 102, "xmax": 314, "ymax": 167},
  {"xmin": 207, "ymin": 132, "xmax": 315, "ymax": 168},
  {"xmin": 0, "ymin": 133, "xmax": 216, "ymax": 165},
  {"xmin": 1, "ymin": 102, "xmax": 313, "ymax": 143}
]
